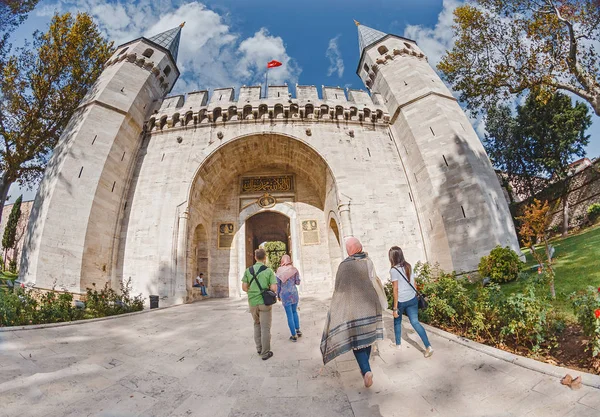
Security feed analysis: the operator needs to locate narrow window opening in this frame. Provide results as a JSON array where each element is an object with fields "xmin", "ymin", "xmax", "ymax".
[
  {"xmin": 164, "ymin": 65, "xmax": 172, "ymax": 76},
  {"xmin": 429, "ymin": 218, "xmax": 433, "ymax": 230},
  {"xmin": 461, "ymin": 205, "xmax": 466, "ymax": 218},
  {"xmin": 414, "ymin": 173, "xmax": 418, "ymax": 183},
  {"xmin": 161, "ymin": 153, "xmax": 165, "ymax": 162},
  {"xmin": 430, "ymin": 127, "xmax": 435, "ymax": 136},
  {"xmin": 118, "ymin": 47, "xmax": 128, "ymax": 56},
  {"xmin": 408, "ymin": 193, "xmax": 412, "ymax": 202},
  {"xmin": 363, "ymin": 63, "xmax": 369, "ymax": 72},
  {"xmin": 367, "ymin": 148, "xmax": 371, "ymax": 157},
  {"xmin": 443, "ymin": 155, "xmax": 448, "ymax": 166},
  {"xmin": 92, "ymin": 135, "xmax": 97, "ymax": 145},
  {"xmin": 111, "ymin": 181, "xmax": 116, "ymax": 192},
  {"xmin": 219, "ymin": 94, "xmax": 222, "ymax": 100},
  {"xmin": 78, "ymin": 166, "xmax": 83, "ymax": 178},
  {"xmin": 404, "ymin": 42, "xmax": 412, "ymax": 49},
  {"xmin": 124, "ymin": 201, "xmax": 128, "ymax": 211},
  {"xmin": 142, "ymin": 48, "xmax": 154, "ymax": 58},
  {"xmin": 121, "ymin": 152, "xmax": 126, "ymax": 161},
  {"xmin": 335, "ymin": 94, "xmax": 338, "ymax": 99}
]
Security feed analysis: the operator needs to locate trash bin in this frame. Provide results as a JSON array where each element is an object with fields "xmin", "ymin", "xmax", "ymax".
[{"xmin": 149, "ymin": 295, "xmax": 159, "ymax": 309}]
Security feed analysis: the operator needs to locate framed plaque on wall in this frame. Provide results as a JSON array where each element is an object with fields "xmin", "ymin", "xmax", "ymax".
[{"xmin": 218, "ymin": 222, "xmax": 235, "ymax": 249}]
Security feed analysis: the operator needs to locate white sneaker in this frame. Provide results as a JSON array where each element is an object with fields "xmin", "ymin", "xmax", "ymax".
[
  {"xmin": 424, "ymin": 346, "xmax": 434, "ymax": 358},
  {"xmin": 389, "ymin": 342, "xmax": 402, "ymax": 350}
]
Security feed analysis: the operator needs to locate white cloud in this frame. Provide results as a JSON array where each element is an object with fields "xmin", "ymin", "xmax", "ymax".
[
  {"xmin": 37, "ymin": 1, "xmax": 301, "ymax": 94},
  {"xmin": 326, "ymin": 35, "xmax": 344, "ymax": 78},
  {"xmin": 403, "ymin": 0, "xmax": 462, "ymax": 67},
  {"xmin": 237, "ymin": 28, "xmax": 300, "ymax": 87}
]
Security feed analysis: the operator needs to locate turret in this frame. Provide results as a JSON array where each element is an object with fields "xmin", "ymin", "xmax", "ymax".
[
  {"xmin": 20, "ymin": 24, "xmax": 184, "ymax": 293},
  {"xmin": 354, "ymin": 21, "xmax": 520, "ymax": 271}
]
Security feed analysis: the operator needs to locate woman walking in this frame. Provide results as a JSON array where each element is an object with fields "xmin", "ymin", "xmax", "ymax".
[
  {"xmin": 276, "ymin": 254, "xmax": 303, "ymax": 342},
  {"xmin": 321, "ymin": 237, "xmax": 387, "ymax": 388},
  {"xmin": 388, "ymin": 246, "xmax": 433, "ymax": 357}
]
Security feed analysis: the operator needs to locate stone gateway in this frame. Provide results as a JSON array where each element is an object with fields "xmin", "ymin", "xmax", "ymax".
[{"xmin": 19, "ymin": 22, "xmax": 520, "ymax": 305}]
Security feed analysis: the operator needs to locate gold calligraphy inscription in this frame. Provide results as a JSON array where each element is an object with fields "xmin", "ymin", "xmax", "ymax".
[{"xmin": 241, "ymin": 175, "xmax": 294, "ymax": 194}]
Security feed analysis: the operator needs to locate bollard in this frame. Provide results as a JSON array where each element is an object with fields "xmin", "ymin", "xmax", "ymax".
[{"xmin": 149, "ymin": 295, "xmax": 159, "ymax": 309}]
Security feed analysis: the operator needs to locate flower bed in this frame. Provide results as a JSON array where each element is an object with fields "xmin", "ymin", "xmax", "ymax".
[{"xmin": 0, "ymin": 279, "xmax": 144, "ymax": 327}]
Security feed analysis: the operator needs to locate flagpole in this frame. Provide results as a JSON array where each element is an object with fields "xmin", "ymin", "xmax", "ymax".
[{"xmin": 265, "ymin": 68, "xmax": 268, "ymax": 99}]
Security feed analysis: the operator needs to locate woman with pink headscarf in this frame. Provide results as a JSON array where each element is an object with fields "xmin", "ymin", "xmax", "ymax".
[
  {"xmin": 320, "ymin": 237, "xmax": 387, "ymax": 388},
  {"xmin": 276, "ymin": 254, "xmax": 302, "ymax": 341}
]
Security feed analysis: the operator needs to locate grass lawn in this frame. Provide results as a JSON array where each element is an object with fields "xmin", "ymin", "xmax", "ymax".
[{"xmin": 494, "ymin": 225, "xmax": 600, "ymax": 319}]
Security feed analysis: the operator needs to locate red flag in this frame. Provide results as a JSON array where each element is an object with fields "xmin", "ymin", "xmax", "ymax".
[{"xmin": 267, "ymin": 60, "xmax": 282, "ymax": 68}]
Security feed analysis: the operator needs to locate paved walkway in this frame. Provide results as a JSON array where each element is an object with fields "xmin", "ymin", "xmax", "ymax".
[{"xmin": 0, "ymin": 296, "xmax": 599, "ymax": 417}]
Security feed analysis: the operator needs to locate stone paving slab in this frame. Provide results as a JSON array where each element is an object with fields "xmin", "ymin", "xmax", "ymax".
[{"xmin": 0, "ymin": 295, "xmax": 598, "ymax": 417}]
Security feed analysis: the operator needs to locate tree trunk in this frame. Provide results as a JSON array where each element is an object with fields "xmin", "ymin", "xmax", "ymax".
[
  {"xmin": 562, "ymin": 189, "xmax": 569, "ymax": 237},
  {"xmin": 0, "ymin": 171, "xmax": 13, "ymax": 226}
]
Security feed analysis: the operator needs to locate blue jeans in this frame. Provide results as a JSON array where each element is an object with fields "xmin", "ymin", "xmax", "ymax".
[
  {"xmin": 283, "ymin": 303, "xmax": 300, "ymax": 336},
  {"xmin": 352, "ymin": 346, "xmax": 372, "ymax": 375},
  {"xmin": 201, "ymin": 286, "xmax": 207, "ymax": 296},
  {"xmin": 394, "ymin": 296, "xmax": 431, "ymax": 347}
]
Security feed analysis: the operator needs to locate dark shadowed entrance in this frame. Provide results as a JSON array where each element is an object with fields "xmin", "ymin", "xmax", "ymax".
[{"xmin": 245, "ymin": 211, "xmax": 290, "ymax": 268}]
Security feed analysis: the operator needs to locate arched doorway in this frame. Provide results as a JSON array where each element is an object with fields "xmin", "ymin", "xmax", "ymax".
[
  {"xmin": 245, "ymin": 211, "xmax": 290, "ymax": 268},
  {"xmin": 186, "ymin": 133, "xmax": 340, "ymax": 298}
]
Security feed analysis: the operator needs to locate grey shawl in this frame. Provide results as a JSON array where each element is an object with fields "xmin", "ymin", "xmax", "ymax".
[{"xmin": 320, "ymin": 253, "xmax": 387, "ymax": 365}]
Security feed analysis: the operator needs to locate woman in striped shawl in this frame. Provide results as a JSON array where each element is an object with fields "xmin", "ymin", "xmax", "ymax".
[{"xmin": 320, "ymin": 237, "xmax": 387, "ymax": 388}]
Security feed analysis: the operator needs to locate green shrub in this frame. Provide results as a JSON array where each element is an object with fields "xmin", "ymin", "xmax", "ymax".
[
  {"xmin": 416, "ymin": 262, "xmax": 560, "ymax": 351},
  {"xmin": 384, "ymin": 281, "xmax": 394, "ymax": 310},
  {"xmin": 570, "ymin": 286, "xmax": 600, "ymax": 357},
  {"xmin": 478, "ymin": 245, "xmax": 524, "ymax": 283},
  {"xmin": 0, "ymin": 279, "xmax": 143, "ymax": 327},
  {"xmin": 84, "ymin": 279, "xmax": 144, "ymax": 318},
  {"xmin": 499, "ymin": 283, "xmax": 554, "ymax": 350},
  {"xmin": 587, "ymin": 203, "xmax": 600, "ymax": 223}
]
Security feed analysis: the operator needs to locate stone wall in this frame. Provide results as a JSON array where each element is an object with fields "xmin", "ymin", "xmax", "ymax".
[{"xmin": 513, "ymin": 160, "xmax": 600, "ymax": 233}]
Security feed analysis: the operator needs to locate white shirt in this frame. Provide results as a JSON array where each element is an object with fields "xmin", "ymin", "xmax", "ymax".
[
  {"xmin": 389, "ymin": 265, "xmax": 416, "ymax": 303},
  {"xmin": 195, "ymin": 276, "xmax": 203, "ymax": 285}
]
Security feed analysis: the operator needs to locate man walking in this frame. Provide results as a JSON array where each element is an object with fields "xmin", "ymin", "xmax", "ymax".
[{"xmin": 242, "ymin": 248, "xmax": 277, "ymax": 360}]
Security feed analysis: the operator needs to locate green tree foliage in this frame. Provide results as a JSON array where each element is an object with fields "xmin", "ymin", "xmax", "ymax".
[
  {"xmin": 263, "ymin": 241, "xmax": 287, "ymax": 271},
  {"xmin": 2, "ymin": 194, "xmax": 21, "ymax": 271},
  {"xmin": 478, "ymin": 246, "xmax": 524, "ymax": 283},
  {"xmin": 0, "ymin": 12, "xmax": 113, "ymax": 224},
  {"xmin": 0, "ymin": 1, "xmax": 39, "ymax": 65},
  {"xmin": 485, "ymin": 91, "xmax": 591, "ymax": 235},
  {"xmin": 439, "ymin": 0, "xmax": 600, "ymax": 116}
]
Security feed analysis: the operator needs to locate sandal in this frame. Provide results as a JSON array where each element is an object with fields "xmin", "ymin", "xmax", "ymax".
[{"xmin": 262, "ymin": 351, "xmax": 274, "ymax": 361}]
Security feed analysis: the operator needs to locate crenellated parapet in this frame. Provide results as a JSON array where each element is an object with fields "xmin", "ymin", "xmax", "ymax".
[
  {"xmin": 104, "ymin": 52, "xmax": 173, "ymax": 92},
  {"xmin": 147, "ymin": 84, "xmax": 390, "ymax": 132},
  {"xmin": 364, "ymin": 46, "xmax": 426, "ymax": 89}
]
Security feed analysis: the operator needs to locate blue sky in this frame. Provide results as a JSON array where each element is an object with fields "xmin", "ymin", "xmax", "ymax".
[{"xmin": 6, "ymin": 0, "xmax": 600, "ymax": 203}]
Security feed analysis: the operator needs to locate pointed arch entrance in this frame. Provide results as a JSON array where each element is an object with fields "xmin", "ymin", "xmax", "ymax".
[{"xmin": 186, "ymin": 133, "xmax": 341, "ymax": 299}]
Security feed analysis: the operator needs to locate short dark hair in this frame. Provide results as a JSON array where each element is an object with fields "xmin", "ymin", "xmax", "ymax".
[
  {"xmin": 255, "ymin": 248, "xmax": 266, "ymax": 261},
  {"xmin": 199, "ymin": 273, "xmax": 204, "ymax": 276}
]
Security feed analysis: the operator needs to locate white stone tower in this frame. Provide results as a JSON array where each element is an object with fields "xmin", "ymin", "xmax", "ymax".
[
  {"xmin": 355, "ymin": 22, "xmax": 520, "ymax": 271},
  {"xmin": 20, "ymin": 24, "xmax": 184, "ymax": 293}
]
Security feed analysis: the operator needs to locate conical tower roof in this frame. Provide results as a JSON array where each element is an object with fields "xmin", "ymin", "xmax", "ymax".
[
  {"xmin": 147, "ymin": 23, "xmax": 183, "ymax": 61},
  {"xmin": 355, "ymin": 20, "xmax": 387, "ymax": 53}
]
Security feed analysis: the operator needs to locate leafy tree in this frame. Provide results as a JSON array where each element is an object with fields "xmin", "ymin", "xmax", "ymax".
[
  {"xmin": 2, "ymin": 194, "xmax": 21, "ymax": 271},
  {"xmin": 439, "ymin": 0, "xmax": 600, "ymax": 116},
  {"xmin": 518, "ymin": 199, "xmax": 557, "ymax": 298},
  {"xmin": 485, "ymin": 91, "xmax": 591, "ymax": 235},
  {"xmin": 0, "ymin": 1, "xmax": 39, "ymax": 66},
  {"xmin": 0, "ymin": 12, "xmax": 113, "ymax": 224},
  {"xmin": 263, "ymin": 241, "xmax": 287, "ymax": 270}
]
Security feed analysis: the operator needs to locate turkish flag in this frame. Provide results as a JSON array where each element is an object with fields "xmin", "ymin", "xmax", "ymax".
[{"xmin": 267, "ymin": 60, "xmax": 282, "ymax": 68}]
